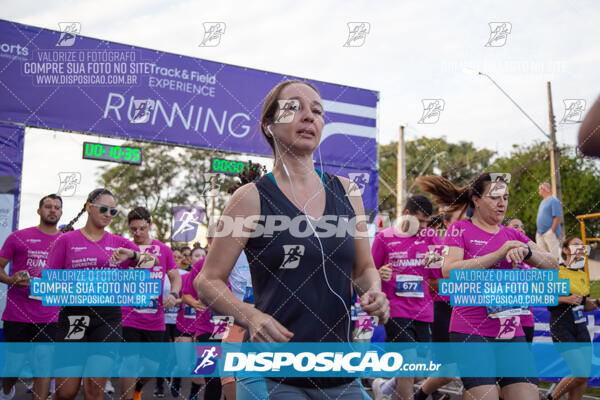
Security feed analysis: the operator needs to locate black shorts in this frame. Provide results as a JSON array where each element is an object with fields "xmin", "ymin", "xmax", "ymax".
[
  {"xmin": 123, "ymin": 326, "xmax": 165, "ymax": 343},
  {"xmin": 175, "ymin": 328, "xmax": 195, "ymax": 338},
  {"xmin": 450, "ymin": 332, "xmax": 539, "ymax": 390},
  {"xmin": 55, "ymin": 306, "xmax": 122, "ymax": 342},
  {"xmin": 432, "ymin": 301, "xmax": 452, "ymax": 342},
  {"xmin": 3, "ymin": 321, "xmax": 57, "ymax": 342},
  {"xmin": 549, "ymin": 312, "xmax": 592, "ymax": 376},
  {"xmin": 385, "ymin": 317, "xmax": 431, "ymax": 343},
  {"xmin": 550, "ymin": 313, "xmax": 591, "ymax": 343},
  {"xmin": 121, "ymin": 326, "xmax": 165, "ymax": 369},
  {"xmin": 522, "ymin": 326, "xmax": 534, "ymax": 343},
  {"xmin": 164, "ymin": 323, "xmax": 178, "ymax": 341}
]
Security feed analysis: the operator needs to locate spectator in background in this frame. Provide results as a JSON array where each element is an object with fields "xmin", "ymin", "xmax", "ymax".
[
  {"xmin": 536, "ymin": 182, "xmax": 562, "ymax": 260},
  {"xmin": 173, "ymin": 248, "xmax": 184, "ymax": 270},
  {"xmin": 180, "ymin": 246, "xmax": 192, "ymax": 270},
  {"xmin": 190, "ymin": 247, "xmax": 206, "ymax": 264}
]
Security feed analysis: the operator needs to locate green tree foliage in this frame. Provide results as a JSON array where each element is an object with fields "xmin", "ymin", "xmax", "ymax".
[
  {"xmin": 98, "ymin": 143, "xmax": 234, "ymax": 242},
  {"xmin": 379, "ymin": 136, "xmax": 600, "ymax": 243},
  {"xmin": 378, "ymin": 136, "xmax": 495, "ymax": 219},
  {"xmin": 490, "ymin": 142, "xmax": 600, "ymax": 240}
]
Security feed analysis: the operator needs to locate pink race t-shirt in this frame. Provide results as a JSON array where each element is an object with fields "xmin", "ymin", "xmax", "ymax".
[
  {"xmin": 122, "ymin": 239, "xmax": 177, "ymax": 331},
  {"xmin": 443, "ymin": 219, "xmax": 531, "ymax": 337},
  {"xmin": 176, "ymin": 258, "xmax": 212, "ymax": 336},
  {"xmin": 47, "ymin": 230, "xmax": 139, "ymax": 270},
  {"xmin": 0, "ymin": 227, "xmax": 61, "ymax": 323},
  {"xmin": 371, "ymin": 226, "xmax": 442, "ymax": 323}
]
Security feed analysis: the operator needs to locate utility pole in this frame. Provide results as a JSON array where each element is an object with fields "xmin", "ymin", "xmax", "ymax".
[
  {"xmin": 547, "ymin": 82, "xmax": 562, "ymax": 204},
  {"xmin": 463, "ymin": 69, "xmax": 563, "ymax": 207},
  {"xmin": 547, "ymin": 82, "xmax": 564, "ymax": 242},
  {"xmin": 396, "ymin": 125, "xmax": 406, "ymax": 219}
]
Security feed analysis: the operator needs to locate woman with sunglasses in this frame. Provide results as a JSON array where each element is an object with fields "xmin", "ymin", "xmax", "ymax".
[
  {"xmin": 48, "ymin": 188, "xmax": 156, "ymax": 400},
  {"xmin": 545, "ymin": 237, "xmax": 600, "ymax": 400}
]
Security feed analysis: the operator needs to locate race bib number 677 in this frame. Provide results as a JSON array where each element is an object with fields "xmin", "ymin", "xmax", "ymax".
[{"xmin": 395, "ymin": 274, "xmax": 424, "ymax": 298}]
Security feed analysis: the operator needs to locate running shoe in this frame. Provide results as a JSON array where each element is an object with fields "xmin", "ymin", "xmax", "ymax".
[
  {"xmin": 153, "ymin": 387, "xmax": 165, "ymax": 398},
  {"xmin": 104, "ymin": 380, "xmax": 115, "ymax": 394},
  {"xmin": 371, "ymin": 378, "xmax": 390, "ymax": 400},
  {"xmin": 170, "ymin": 381, "xmax": 180, "ymax": 398},
  {"xmin": 0, "ymin": 386, "xmax": 15, "ymax": 400}
]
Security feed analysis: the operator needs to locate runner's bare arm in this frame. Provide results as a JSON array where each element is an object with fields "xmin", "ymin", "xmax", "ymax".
[
  {"xmin": 0, "ymin": 257, "xmax": 10, "ymax": 284},
  {"xmin": 523, "ymin": 241, "xmax": 559, "ymax": 269},
  {"xmin": 0, "ymin": 256, "xmax": 30, "ymax": 286},
  {"xmin": 338, "ymin": 177, "xmax": 381, "ymax": 294},
  {"xmin": 442, "ymin": 241, "xmax": 528, "ymax": 277},
  {"xmin": 196, "ymin": 183, "xmax": 293, "ymax": 342},
  {"xmin": 166, "ymin": 268, "xmax": 182, "ymax": 296},
  {"xmin": 339, "ymin": 177, "xmax": 389, "ymax": 324},
  {"xmin": 164, "ymin": 269, "xmax": 182, "ymax": 308},
  {"xmin": 182, "ymin": 293, "xmax": 206, "ymax": 311}
]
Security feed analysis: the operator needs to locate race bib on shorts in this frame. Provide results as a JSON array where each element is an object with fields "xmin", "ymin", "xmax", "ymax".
[
  {"xmin": 165, "ymin": 305, "xmax": 179, "ymax": 315},
  {"xmin": 184, "ymin": 304, "xmax": 196, "ymax": 319},
  {"xmin": 486, "ymin": 306, "xmax": 530, "ymax": 319},
  {"xmin": 572, "ymin": 305, "xmax": 586, "ymax": 324},
  {"xmin": 243, "ymin": 281, "xmax": 254, "ymax": 304},
  {"xmin": 134, "ymin": 297, "xmax": 159, "ymax": 314},
  {"xmin": 395, "ymin": 274, "xmax": 424, "ymax": 298}
]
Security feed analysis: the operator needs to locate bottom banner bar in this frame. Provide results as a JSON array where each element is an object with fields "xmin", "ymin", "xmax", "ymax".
[{"xmin": 0, "ymin": 342, "xmax": 597, "ymax": 378}]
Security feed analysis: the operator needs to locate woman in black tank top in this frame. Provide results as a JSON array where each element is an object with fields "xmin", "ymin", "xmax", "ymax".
[{"xmin": 195, "ymin": 80, "xmax": 389, "ymax": 397}]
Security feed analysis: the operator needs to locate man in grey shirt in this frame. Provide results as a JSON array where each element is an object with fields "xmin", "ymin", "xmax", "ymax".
[{"xmin": 536, "ymin": 182, "xmax": 562, "ymax": 260}]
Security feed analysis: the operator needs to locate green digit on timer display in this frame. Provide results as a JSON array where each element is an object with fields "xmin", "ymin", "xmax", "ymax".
[
  {"xmin": 124, "ymin": 147, "xmax": 132, "ymax": 161},
  {"xmin": 132, "ymin": 149, "xmax": 140, "ymax": 162}
]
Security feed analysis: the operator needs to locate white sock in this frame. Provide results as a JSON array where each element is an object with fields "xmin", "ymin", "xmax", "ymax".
[{"xmin": 382, "ymin": 378, "xmax": 396, "ymax": 396}]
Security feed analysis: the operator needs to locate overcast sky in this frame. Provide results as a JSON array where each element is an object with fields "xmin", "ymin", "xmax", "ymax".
[{"xmin": 4, "ymin": 0, "xmax": 600, "ymax": 228}]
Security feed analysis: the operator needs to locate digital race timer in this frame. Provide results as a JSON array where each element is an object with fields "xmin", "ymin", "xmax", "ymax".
[
  {"xmin": 210, "ymin": 157, "xmax": 248, "ymax": 176},
  {"xmin": 82, "ymin": 142, "xmax": 142, "ymax": 165}
]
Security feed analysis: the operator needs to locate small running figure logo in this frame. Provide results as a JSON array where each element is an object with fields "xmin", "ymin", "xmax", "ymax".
[
  {"xmin": 192, "ymin": 345, "xmax": 222, "ymax": 375},
  {"xmin": 280, "ymin": 245, "xmax": 305, "ymax": 269},
  {"xmin": 348, "ymin": 172, "xmax": 370, "ymax": 196},
  {"xmin": 57, "ymin": 172, "xmax": 82, "ymax": 197},
  {"xmin": 65, "ymin": 315, "xmax": 90, "ymax": 340},
  {"xmin": 485, "ymin": 22, "xmax": 512, "ymax": 47},
  {"xmin": 343, "ymin": 22, "xmax": 370, "ymax": 47},
  {"xmin": 56, "ymin": 22, "xmax": 81, "ymax": 47},
  {"xmin": 418, "ymin": 99, "xmax": 445, "ymax": 124},
  {"xmin": 496, "ymin": 316, "xmax": 519, "ymax": 340},
  {"xmin": 561, "ymin": 99, "xmax": 586, "ymax": 124},
  {"xmin": 210, "ymin": 316, "xmax": 234, "ymax": 340},
  {"xmin": 130, "ymin": 99, "xmax": 155, "ymax": 124},
  {"xmin": 274, "ymin": 99, "xmax": 299, "ymax": 124},
  {"xmin": 354, "ymin": 315, "xmax": 377, "ymax": 340},
  {"xmin": 199, "ymin": 23, "xmax": 226, "ymax": 47}
]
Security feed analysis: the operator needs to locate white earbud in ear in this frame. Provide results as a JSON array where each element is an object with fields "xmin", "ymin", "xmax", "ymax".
[{"xmin": 266, "ymin": 125, "xmax": 274, "ymax": 138}]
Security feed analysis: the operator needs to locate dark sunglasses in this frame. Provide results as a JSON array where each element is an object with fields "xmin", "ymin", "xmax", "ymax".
[{"xmin": 90, "ymin": 203, "xmax": 119, "ymax": 217}]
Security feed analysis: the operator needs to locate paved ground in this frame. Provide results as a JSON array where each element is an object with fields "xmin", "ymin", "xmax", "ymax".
[{"xmin": 7, "ymin": 377, "xmax": 600, "ymax": 399}]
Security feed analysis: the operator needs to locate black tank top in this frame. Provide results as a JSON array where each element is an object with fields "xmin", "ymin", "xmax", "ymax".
[{"xmin": 244, "ymin": 170, "xmax": 356, "ymax": 388}]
